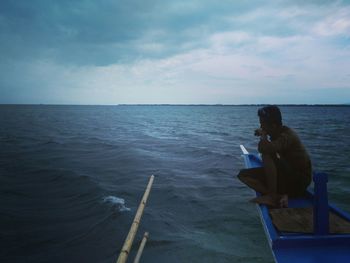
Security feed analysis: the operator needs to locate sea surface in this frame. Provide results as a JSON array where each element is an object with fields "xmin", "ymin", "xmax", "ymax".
[{"xmin": 1, "ymin": 105, "xmax": 350, "ymax": 263}]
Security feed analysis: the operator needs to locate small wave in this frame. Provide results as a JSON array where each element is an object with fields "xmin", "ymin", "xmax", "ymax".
[{"xmin": 102, "ymin": 196, "xmax": 130, "ymax": 212}]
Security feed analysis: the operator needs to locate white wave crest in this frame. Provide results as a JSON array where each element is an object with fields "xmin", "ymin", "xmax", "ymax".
[{"xmin": 103, "ymin": 196, "xmax": 130, "ymax": 212}]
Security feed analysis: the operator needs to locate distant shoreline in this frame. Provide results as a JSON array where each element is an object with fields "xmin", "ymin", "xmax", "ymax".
[{"xmin": 0, "ymin": 103, "xmax": 349, "ymax": 107}]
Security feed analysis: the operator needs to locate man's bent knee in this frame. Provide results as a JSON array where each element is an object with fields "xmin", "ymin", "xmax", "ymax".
[{"xmin": 237, "ymin": 169, "xmax": 249, "ymax": 181}]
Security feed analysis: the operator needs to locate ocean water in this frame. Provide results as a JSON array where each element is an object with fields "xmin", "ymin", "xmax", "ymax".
[{"xmin": 1, "ymin": 105, "xmax": 350, "ymax": 263}]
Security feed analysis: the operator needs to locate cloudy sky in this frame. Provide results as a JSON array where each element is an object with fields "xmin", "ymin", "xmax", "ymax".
[{"xmin": 1, "ymin": 0, "xmax": 350, "ymax": 104}]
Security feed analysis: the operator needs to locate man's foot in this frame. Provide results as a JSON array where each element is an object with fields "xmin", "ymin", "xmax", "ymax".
[
  {"xmin": 250, "ymin": 194, "xmax": 288, "ymax": 208},
  {"xmin": 279, "ymin": 194, "xmax": 288, "ymax": 208},
  {"xmin": 250, "ymin": 195, "xmax": 277, "ymax": 207}
]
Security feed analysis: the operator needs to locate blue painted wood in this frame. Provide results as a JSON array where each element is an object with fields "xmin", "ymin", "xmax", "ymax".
[
  {"xmin": 239, "ymin": 146, "xmax": 350, "ymax": 263},
  {"xmin": 313, "ymin": 172, "xmax": 329, "ymax": 235}
]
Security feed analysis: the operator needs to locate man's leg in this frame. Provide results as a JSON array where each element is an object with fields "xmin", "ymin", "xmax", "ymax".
[
  {"xmin": 261, "ymin": 153, "xmax": 278, "ymax": 194},
  {"xmin": 238, "ymin": 168, "xmax": 281, "ymax": 207},
  {"xmin": 261, "ymin": 153, "xmax": 288, "ymax": 207},
  {"xmin": 238, "ymin": 157, "xmax": 288, "ymax": 208},
  {"xmin": 237, "ymin": 167, "xmax": 268, "ymax": 194}
]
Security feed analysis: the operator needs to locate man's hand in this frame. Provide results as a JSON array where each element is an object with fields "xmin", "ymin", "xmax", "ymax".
[
  {"xmin": 254, "ymin": 128, "xmax": 263, "ymax": 136},
  {"xmin": 258, "ymin": 137, "xmax": 273, "ymax": 153},
  {"xmin": 254, "ymin": 128, "xmax": 267, "ymax": 137}
]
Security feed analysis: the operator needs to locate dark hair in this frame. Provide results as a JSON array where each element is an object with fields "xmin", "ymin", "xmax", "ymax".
[{"xmin": 258, "ymin": 105, "xmax": 282, "ymax": 126}]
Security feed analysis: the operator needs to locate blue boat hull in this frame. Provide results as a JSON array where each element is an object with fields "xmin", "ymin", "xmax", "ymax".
[{"xmin": 240, "ymin": 147, "xmax": 350, "ymax": 263}]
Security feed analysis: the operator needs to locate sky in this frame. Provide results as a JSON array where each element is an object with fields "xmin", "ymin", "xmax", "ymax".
[{"xmin": 1, "ymin": 0, "xmax": 350, "ymax": 105}]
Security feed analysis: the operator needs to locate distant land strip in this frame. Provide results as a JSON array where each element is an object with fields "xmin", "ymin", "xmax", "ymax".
[{"xmin": 0, "ymin": 103, "xmax": 349, "ymax": 107}]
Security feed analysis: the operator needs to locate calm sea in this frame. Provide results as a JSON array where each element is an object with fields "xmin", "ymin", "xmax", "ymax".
[{"xmin": 1, "ymin": 105, "xmax": 350, "ymax": 263}]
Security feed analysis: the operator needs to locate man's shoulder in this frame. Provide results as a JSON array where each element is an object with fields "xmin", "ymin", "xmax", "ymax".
[
  {"xmin": 281, "ymin": 125, "xmax": 296, "ymax": 135},
  {"xmin": 280, "ymin": 126, "xmax": 300, "ymax": 141}
]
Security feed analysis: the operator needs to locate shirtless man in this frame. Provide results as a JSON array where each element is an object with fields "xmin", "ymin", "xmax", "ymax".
[{"xmin": 238, "ymin": 105, "xmax": 312, "ymax": 208}]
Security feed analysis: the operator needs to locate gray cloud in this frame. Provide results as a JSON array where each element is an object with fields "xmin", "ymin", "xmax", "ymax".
[
  {"xmin": 1, "ymin": 0, "xmax": 286, "ymax": 66},
  {"xmin": 1, "ymin": 0, "xmax": 157, "ymax": 64},
  {"xmin": 1, "ymin": 0, "xmax": 349, "ymax": 104},
  {"xmin": 2, "ymin": 0, "xmax": 347, "ymax": 65}
]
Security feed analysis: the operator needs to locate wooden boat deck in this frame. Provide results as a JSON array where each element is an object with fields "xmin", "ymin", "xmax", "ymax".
[{"xmin": 270, "ymin": 207, "xmax": 350, "ymax": 234}]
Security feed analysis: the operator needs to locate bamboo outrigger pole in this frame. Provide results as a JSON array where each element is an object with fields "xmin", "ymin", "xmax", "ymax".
[
  {"xmin": 133, "ymin": 232, "xmax": 149, "ymax": 263},
  {"xmin": 116, "ymin": 175, "xmax": 154, "ymax": 263}
]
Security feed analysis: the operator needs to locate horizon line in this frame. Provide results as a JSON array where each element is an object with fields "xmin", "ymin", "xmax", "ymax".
[{"xmin": 0, "ymin": 103, "xmax": 349, "ymax": 106}]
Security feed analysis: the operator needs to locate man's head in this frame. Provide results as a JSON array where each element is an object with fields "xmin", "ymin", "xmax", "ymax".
[{"xmin": 257, "ymin": 105, "xmax": 282, "ymax": 135}]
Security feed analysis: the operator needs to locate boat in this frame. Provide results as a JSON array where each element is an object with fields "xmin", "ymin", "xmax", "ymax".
[{"xmin": 239, "ymin": 145, "xmax": 350, "ymax": 263}]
